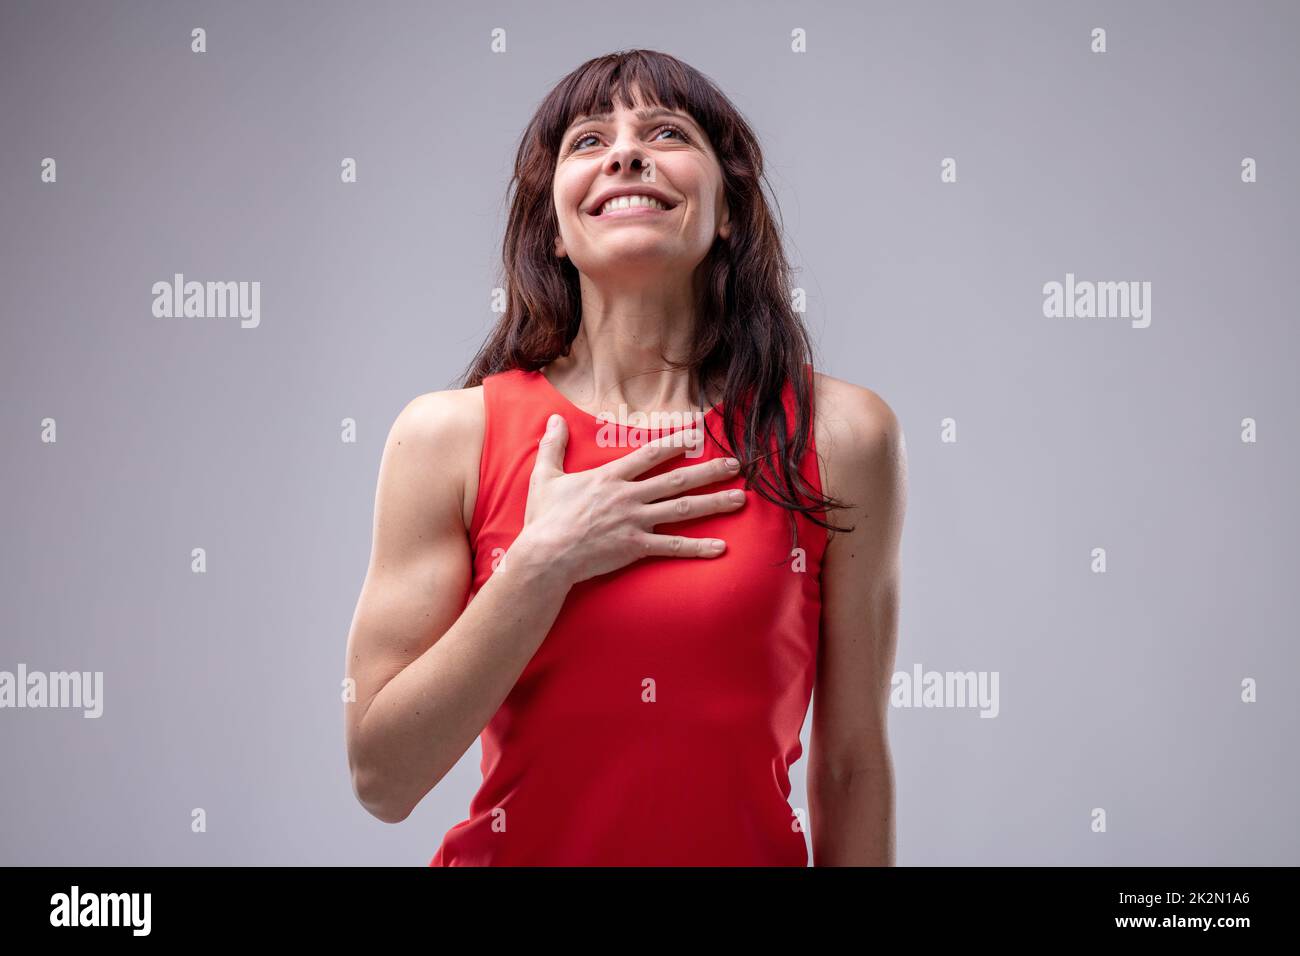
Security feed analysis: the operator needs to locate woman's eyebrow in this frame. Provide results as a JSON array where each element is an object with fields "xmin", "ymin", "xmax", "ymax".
[{"xmin": 565, "ymin": 107, "xmax": 698, "ymax": 133}]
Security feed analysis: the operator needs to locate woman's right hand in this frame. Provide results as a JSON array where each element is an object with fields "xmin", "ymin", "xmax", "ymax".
[{"xmin": 514, "ymin": 413, "xmax": 745, "ymax": 587}]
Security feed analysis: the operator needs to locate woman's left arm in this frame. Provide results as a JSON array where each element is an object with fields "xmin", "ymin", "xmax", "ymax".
[{"xmin": 807, "ymin": 374, "xmax": 909, "ymax": 866}]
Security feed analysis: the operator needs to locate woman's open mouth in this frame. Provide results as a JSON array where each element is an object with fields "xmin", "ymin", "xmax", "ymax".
[{"xmin": 588, "ymin": 195, "xmax": 677, "ymax": 217}]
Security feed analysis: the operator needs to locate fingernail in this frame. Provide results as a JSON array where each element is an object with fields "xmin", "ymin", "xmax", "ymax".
[
  {"xmin": 728, "ymin": 489, "xmax": 745, "ymax": 503},
  {"xmin": 725, "ymin": 457, "xmax": 740, "ymax": 469},
  {"xmin": 709, "ymin": 539, "xmax": 725, "ymax": 551}
]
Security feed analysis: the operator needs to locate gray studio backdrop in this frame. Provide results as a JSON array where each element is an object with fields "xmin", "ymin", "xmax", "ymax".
[{"xmin": 2, "ymin": 0, "xmax": 1297, "ymax": 865}]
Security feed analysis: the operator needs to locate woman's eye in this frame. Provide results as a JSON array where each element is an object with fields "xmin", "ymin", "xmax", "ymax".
[{"xmin": 654, "ymin": 124, "xmax": 689, "ymax": 143}]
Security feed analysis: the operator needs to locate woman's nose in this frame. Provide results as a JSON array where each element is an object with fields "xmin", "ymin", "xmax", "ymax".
[{"xmin": 604, "ymin": 142, "xmax": 650, "ymax": 177}]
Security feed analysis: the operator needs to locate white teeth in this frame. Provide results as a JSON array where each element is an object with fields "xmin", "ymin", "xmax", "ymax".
[{"xmin": 599, "ymin": 194, "xmax": 669, "ymax": 214}]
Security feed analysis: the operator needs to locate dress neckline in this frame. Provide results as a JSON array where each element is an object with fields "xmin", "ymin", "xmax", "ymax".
[{"xmin": 530, "ymin": 367, "xmax": 725, "ymax": 431}]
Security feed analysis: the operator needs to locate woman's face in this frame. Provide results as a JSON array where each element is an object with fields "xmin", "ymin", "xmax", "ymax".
[{"xmin": 552, "ymin": 94, "xmax": 731, "ymax": 279}]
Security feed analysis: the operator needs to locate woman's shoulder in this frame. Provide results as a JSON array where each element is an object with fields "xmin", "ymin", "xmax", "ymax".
[
  {"xmin": 809, "ymin": 369, "xmax": 905, "ymax": 512},
  {"xmin": 810, "ymin": 370, "xmax": 899, "ymax": 450},
  {"xmin": 387, "ymin": 385, "xmax": 487, "ymax": 534},
  {"xmin": 390, "ymin": 385, "xmax": 486, "ymax": 445},
  {"xmin": 811, "ymin": 366, "xmax": 894, "ymax": 426}
]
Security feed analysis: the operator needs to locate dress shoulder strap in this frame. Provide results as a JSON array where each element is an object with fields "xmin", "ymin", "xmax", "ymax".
[{"xmin": 470, "ymin": 369, "xmax": 526, "ymax": 541}]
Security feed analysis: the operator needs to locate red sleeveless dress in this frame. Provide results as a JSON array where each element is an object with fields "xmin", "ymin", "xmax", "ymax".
[{"xmin": 429, "ymin": 366, "xmax": 828, "ymax": 866}]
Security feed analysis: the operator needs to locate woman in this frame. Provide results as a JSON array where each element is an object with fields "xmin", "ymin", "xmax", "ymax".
[{"xmin": 343, "ymin": 50, "xmax": 907, "ymax": 866}]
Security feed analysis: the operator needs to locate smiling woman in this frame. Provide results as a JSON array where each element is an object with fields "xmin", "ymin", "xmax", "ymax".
[{"xmin": 342, "ymin": 49, "xmax": 907, "ymax": 867}]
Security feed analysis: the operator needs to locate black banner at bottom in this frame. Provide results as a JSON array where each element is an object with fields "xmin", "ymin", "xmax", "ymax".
[{"xmin": 0, "ymin": 866, "xmax": 1284, "ymax": 940}]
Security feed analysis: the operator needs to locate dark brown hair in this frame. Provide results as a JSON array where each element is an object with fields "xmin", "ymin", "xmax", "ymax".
[{"xmin": 459, "ymin": 49, "xmax": 852, "ymax": 547}]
